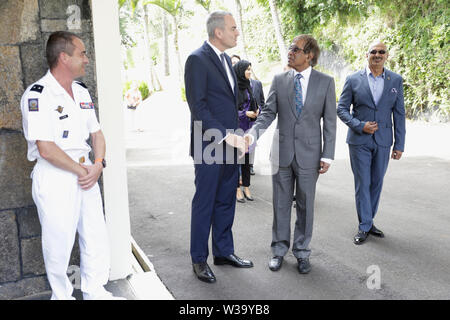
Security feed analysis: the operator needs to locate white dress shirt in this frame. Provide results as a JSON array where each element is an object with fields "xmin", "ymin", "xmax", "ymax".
[
  {"xmin": 246, "ymin": 66, "xmax": 332, "ymax": 166},
  {"xmin": 206, "ymin": 40, "xmax": 235, "ymax": 93}
]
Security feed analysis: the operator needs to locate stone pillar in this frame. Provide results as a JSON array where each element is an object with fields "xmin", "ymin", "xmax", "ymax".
[{"xmin": 0, "ymin": 0, "xmax": 95, "ymax": 300}]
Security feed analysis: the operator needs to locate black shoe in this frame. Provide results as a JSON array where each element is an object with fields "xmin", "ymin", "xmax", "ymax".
[
  {"xmin": 268, "ymin": 256, "xmax": 283, "ymax": 271},
  {"xmin": 213, "ymin": 254, "xmax": 254, "ymax": 268},
  {"xmin": 297, "ymin": 258, "xmax": 311, "ymax": 274},
  {"xmin": 354, "ymin": 230, "xmax": 369, "ymax": 245},
  {"xmin": 369, "ymin": 225, "xmax": 385, "ymax": 238},
  {"xmin": 243, "ymin": 191, "xmax": 254, "ymax": 201},
  {"xmin": 250, "ymin": 167, "xmax": 255, "ymax": 175},
  {"xmin": 236, "ymin": 197, "xmax": 245, "ymax": 203},
  {"xmin": 193, "ymin": 262, "xmax": 216, "ymax": 283}
]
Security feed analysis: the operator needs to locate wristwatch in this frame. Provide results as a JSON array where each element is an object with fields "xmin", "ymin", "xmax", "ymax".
[{"xmin": 95, "ymin": 158, "xmax": 107, "ymax": 168}]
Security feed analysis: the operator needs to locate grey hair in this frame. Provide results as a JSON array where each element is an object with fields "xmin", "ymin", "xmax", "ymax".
[{"xmin": 206, "ymin": 11, "xmax": 233, "ymax": 39}]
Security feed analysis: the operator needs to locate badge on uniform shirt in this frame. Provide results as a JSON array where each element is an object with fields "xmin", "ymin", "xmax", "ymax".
[
  {"xmin": 62, "ymin": 130, "xmax": 69, "ymax": 138},
  {"xmin": 59, "ymin": 115, "xmax": 68, "ymax": 120},
  {"xmin": 55, "ymin": 106, "xmax": 64, "ymax": 113},
  {"xmin": 28, "ymin": 99, "xmax": 39, "ymax": 112},
  {"xmin": 80, "ymin": 102, "xmax": 94, "ymax": 109}
]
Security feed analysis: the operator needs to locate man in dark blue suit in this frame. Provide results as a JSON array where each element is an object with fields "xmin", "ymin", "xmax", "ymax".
[
  {"xmin": 337, "ymin": 40, "xmax": 406, "ymax": 245},
  {"xmin": 184, "ymin": 11, "xmax": 254, "ymax": 283}
]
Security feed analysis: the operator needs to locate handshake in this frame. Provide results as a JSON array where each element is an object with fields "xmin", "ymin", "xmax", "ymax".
[{"xmin": 225, "ymin": 133, "xmax": 253, "ymax": 159}]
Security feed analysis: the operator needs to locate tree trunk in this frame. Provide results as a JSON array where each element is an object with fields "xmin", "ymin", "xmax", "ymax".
[
  {"xmin": 268, "ymin": 0, "xmax": 287, "ymax": 66},
  {"xmin": 163, "ymin": 11, "xmax": 170, "ymax": 76},
  {"xmin": 173, "ymin": 15, "xmax": 183, "ymax": 86},
  {"xmin": 234, "ymin": 0, "xmax": 248, "ymax": 59},
  {"xmin": 142, "ymin": 4, "xmax": 155, "ymax": 92}
]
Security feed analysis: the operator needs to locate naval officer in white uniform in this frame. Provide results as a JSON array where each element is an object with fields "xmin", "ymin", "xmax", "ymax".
[{"xmin": 21, "ymin": 31, "xmax": 124, "ymax": 300}]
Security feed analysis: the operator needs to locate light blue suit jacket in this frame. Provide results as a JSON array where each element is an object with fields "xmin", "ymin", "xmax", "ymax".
[{"xmin": 337, "ymin": 69, "xmax": 406, "ymax": 151}]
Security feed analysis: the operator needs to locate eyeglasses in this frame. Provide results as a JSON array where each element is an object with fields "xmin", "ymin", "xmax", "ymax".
[
  {"xmin": 289, "ymin": 45, "xmax": 306, "ymax": 54},
  {"xmin": 369, "ymin": 50, "xmax": 386, "ymax": 55}
]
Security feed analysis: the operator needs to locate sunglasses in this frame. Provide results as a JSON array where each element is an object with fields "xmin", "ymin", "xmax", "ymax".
[
  {"xmin": 289, "ymin": 45, "xmax": 306, "ymax": 54},
  {"xmin": 369, "ymin": 50, "xmax": 386, "ymax": 55}
]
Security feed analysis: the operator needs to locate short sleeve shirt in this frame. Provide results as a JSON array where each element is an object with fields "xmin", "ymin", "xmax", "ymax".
[{"xmin": 21, "ymin": 70, "xmax": 100, "ymax": 161}]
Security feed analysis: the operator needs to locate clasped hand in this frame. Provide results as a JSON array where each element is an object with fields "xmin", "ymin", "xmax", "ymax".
[
  {"xmin": 363, "ymin": 121, "xmax": 378, "ymax": 134},
  {"xmin": 78, "ymin": 162, "xmax": 103, "ymax": 190},
  {"xmin": 225, "ymin": 134, "xmax": 251, "ymax": 159}
]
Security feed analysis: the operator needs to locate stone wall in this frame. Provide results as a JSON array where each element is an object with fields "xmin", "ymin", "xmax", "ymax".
[{"xmin": 0, "ymin": 0, "xmax": 96, "ymax": 299}]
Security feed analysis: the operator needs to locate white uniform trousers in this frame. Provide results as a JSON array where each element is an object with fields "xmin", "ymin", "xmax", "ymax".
[{"xmin": 31, "ymin": 157, "xmax": 110, "ymax": 300}]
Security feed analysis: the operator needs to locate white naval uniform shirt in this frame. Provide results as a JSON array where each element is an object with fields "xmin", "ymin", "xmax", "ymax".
[{"xmin": 21, "ymin": 70, "xmax": 100, "ymax": 162}]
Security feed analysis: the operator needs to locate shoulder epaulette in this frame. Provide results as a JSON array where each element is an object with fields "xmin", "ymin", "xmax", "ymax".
[
  {"xmin": 30, "ymin": 84, "xmax": 44, "ymax": 93},
  {"xmin": 75, "ymin": 81, "xmax": 88, "ymax": 89}
]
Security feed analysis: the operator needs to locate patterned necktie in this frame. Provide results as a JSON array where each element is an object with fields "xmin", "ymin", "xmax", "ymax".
[{"xmin": 294, "ymin": 73, "xmax": 304, "ymax": 115}]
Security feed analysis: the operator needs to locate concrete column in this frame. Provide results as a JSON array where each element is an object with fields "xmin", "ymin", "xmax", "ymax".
[{"xmin": 91, "ymin": 0, "xmax": 132, "ymax": 280}]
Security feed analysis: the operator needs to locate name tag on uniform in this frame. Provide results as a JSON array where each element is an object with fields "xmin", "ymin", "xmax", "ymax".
[
  {"xmin": 59, "ymin": 115, "xmax": 68, "ymax": 120},
  {"xmin": 28, "ymin": 99, "xmax": 39, "ymax": 112},
  {"xmin": 62, "ymin": 130, "xmax": 69, "ymax": 138},
  {"xmin": 80, "ymin": 102, "xmax": 94, "ymax": 109}
]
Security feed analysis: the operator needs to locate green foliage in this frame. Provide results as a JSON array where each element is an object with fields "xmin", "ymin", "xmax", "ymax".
[
  {"xmin": 123, "ymin": 80, "xmax": 132, "ymax": 98},
  {"xmin": 138, "ymin": 81, "xmax": 151, "ymax": 100},
  {"xmin": 123, "ymin": 80, "xmax": 151, "ymax": 100},
  {"xmin": 181, "ymin": 86, "xmax": 186, "ymax": 102},
  {"xmin": 278, "ymin": 0, "xmax": 450, "ymax": 120},
  {"xmin": 244, "ymin": 2, "xmax": 281, "ymax": 63}
]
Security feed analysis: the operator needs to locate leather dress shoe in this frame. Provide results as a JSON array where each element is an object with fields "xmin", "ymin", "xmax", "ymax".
[
  {"xmin": 213, "ymin": 254, "xmax": 254, "ymax": 268},
  {"xmin": 369, "ymin": 225, "xmax": 385, "ymax": 238},
  {"xmin": 193, "ymin": 262, "xmax": 216, "ymax": 283},
  {"xmin": 354, "ymin": 230, "xmax": 369, "ymax": 245},
  {"xmin": 268, "ymin": 256, "xmax": 283, "ymax": 271},
  {"xmin": 297, "ymin": 258, "xmax": 311, "ymax": 274}
]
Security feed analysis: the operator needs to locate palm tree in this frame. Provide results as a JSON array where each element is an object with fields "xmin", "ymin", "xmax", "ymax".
[
  {"xmin": 144, "ymin": 0, "xmax": 184, "ymax": 85},
  {"xmin": 195, "ymin": 0, "xmax": 212, "ymax": 13},
  {"xmin": 234, "ymin": 0, "xmax": 248, "ymax": 60},
  {"xmin": 268, "ymin": 0, "xmax": 287, "ymax": 66},
  {"xmin": 119, "ymin": 0, "xmax": 161, "ymax": 92}
]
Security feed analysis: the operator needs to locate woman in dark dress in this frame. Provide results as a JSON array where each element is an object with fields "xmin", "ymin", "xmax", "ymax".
[{"xmin": 233, "ymin": 60, "xmax": 259, "ymax": 203}]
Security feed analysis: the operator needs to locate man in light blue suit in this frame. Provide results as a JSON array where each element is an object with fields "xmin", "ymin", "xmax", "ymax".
[{"xmin": 337, "ymin": 40, "xmax": 406, "ymax": 245}]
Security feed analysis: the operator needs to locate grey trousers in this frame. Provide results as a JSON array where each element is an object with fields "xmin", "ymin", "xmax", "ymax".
[{"xmin": 271, "ymin": 158, "xmax": 319, "ymax": 259}]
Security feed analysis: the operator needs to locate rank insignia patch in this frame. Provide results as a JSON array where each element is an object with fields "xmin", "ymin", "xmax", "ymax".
[
  {"xmin": 30, "ymin": 84, "xmax": 44, "ymax": 93},
  {"xmin": 28, "ymin": 99, "xmax": 39, "ymax": 112},
  {"xmin": 80, "ymin": 102, "xmax": 94, "ymax": 109},
  {"xmin": 62, "ymin": 130, "xmax": 69, "ymax": 138},
  {"xmin": 56, "ymin": 106, "xmax": 64, "ymax": 113}
]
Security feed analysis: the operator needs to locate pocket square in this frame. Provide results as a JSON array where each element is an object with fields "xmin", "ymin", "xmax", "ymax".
[{"xmin": 391, "ymin": 88, "xmax": 397, "ymax": 93}]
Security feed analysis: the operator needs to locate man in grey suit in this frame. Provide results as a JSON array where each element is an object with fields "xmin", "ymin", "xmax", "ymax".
[{"xmin": 246, "ymin": 34, "xmax": 336, "ymax": 274}]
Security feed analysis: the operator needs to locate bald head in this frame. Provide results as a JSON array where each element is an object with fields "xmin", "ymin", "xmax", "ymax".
[
  {"xmin": 366, "ymin": 40, "xmax": 389, "ymax": 72},
  {"xmin": 368, "ymin": 40, "xmax": 387, "ymax": 54}
]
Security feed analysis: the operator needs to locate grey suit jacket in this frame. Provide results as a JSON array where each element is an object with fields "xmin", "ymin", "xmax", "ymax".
[{"xmin": 248, "ymin": 68, "xmax": 337, "ymax": 169}]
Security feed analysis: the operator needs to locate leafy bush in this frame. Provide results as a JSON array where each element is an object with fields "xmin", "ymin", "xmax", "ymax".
[
  {"xmin": 138, "ymin": 81, "xmax": 150, "ymax": 100},
  {"xmin": 277, "ymin": 0, "xmax": 449, "ymax": 121}
]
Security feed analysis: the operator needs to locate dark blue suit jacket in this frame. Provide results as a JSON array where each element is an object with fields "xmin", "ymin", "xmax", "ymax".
[
  {"xmin": 337, "ymin": 69, "xmax": 406, "ymax": 151},
  {"xmin": 250, "ymin": 79, "xmax": 265, "ymax": 108},
  {"xmin": 185, "ymin": 41, "xmax": 239, "ymax": 162}
]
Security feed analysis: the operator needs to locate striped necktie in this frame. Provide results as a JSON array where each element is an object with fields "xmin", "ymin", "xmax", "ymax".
[{"xmin": 294, "ymin": 73, "xmax": 304, "ymax": 115}]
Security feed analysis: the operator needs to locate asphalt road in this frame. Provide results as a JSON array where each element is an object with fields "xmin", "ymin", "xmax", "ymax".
[
  {"xmin": 127, "ymin": 156, "xmax": 450, "ymax": 300},
  {"xmin": 125, "ymin": 88, "xmax": 450, "ymax": 300}
]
